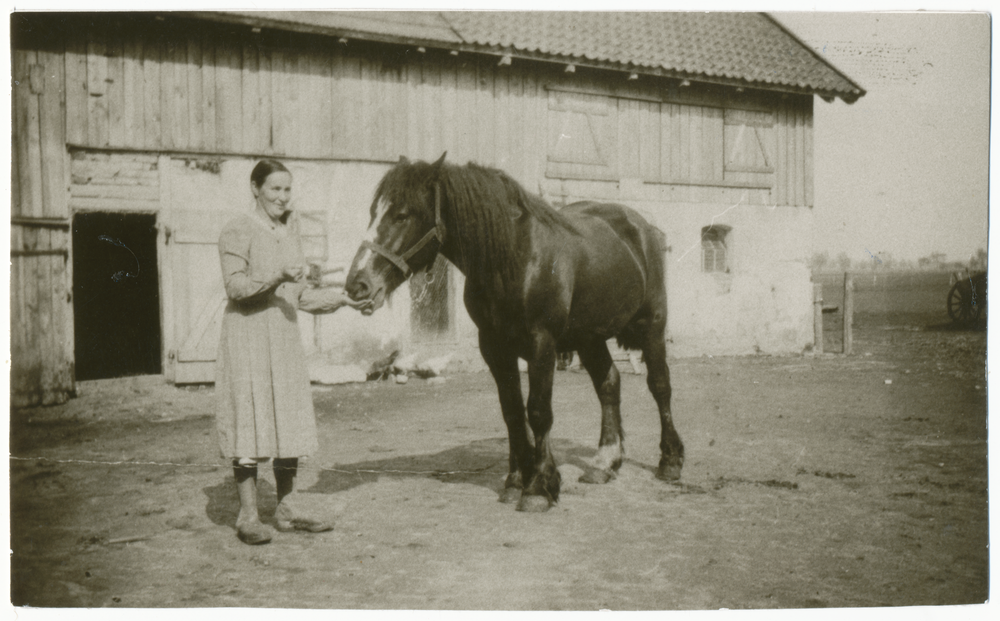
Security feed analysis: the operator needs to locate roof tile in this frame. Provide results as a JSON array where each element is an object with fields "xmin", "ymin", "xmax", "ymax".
[{"xmin": 442, "ymin": 12, "xmax": 863, "ymax": 100}]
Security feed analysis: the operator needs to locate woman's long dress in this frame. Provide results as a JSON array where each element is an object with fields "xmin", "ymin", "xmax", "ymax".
[{"xmin": 214, "ymin": 213, "xmax": 318, "ymax": 459}]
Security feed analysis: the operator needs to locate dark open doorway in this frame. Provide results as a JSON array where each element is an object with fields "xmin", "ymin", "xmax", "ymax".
[{"xmin": 72, "ymin": 212, "xmax": 162, "ymax": 381}]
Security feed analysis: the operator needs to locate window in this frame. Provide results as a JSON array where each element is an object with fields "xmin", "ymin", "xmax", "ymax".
[
  {"xmin": 296, "ymin": 210, "xmax": 329, "ymax": 263},
  {"xmin": 701, "ymin": 225, "xmax": 730, "ymax": 273}
]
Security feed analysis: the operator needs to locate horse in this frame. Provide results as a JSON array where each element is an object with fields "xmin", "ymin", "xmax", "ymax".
[{"xmin": 345, "ymin": 153, "xmax": 684, "ymax": 512}]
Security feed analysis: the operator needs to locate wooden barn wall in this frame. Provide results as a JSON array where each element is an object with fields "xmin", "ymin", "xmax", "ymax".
[
  {"xmin": 53, "ymin": 14, "xmax": 813, "ymax": 208},
  {"xmin": 11, "ymin": 24, "xmax": 74, "ymax": 406}
]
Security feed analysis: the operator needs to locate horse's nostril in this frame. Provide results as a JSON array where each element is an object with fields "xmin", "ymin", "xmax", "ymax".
[{"xmin": 347, "ymin": 279, "xmax": 370, "ymax": 299}]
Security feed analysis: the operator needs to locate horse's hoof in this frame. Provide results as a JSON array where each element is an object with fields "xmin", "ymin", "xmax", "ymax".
[
  {"xmin": 498, "ymin": 487, "xmax": 521, "ymax": 504},
  {"xmin": 578, "ymin": 469, "xmax": 615, "ymax": 485},
  {"xmin": 656, "ymin": 464, "xmax": 682, "ymax": 482},
  {"xmin": 516, "ymin": 494, "xmax": 553, "ymax": 513}
]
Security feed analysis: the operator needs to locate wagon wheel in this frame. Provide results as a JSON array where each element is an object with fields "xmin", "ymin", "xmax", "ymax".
[{"xmin": 947, "ymin": 280, "xmax": 981, "ymax": 325}]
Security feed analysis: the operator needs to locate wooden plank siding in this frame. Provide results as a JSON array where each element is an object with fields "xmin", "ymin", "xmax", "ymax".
[
  {"xmin": 804, "ymin": 97, "xmax": 815, "ymax": 207},
  {"xmin": 11, "ymin": 43, "xmax": 70, "ymax": 223},
  {"xmin": 42, "ymin": 14, "xmax": 813, "ymax": 205},
  {"xmin": 213, "ymin": 35, "xmax": 242, "ymax": 153},
  {"xmin": 11, "ymin": 31, "xmax": 74, "ymax": 405},
  {"xmin": 141, "ymin": 29, "xmax": 163, "ymax": 151},
  {"xmin": 64, "ymin": 31, "xmax": 89, "ymax": 146},
  {"xmin": 106, "ymin": 23, "xmax": 126, "ymax": 149},
  {"xmin": 85, "ymin": 21, "xmax": 109, "ymax": 148}
]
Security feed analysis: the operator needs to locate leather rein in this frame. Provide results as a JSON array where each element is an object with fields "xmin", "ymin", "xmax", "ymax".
[{"xmin": 360, "ymin": 184, "xmax": 445, "ymax": 279}]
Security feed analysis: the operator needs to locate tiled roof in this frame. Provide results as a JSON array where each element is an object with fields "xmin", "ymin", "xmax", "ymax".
[
  {"xmin": 442, "ymin": 12, "xmax": 864, "ymax": 103},
  {"xmin": 200, "ymin": 10, "xmax": 463, "ymax": 46},
  {"xmin": 194, "ymin": 11, "xmax": 865, "ymax": 103}
]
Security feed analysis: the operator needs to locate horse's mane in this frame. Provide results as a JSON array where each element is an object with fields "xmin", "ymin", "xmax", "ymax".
[
  {"xmin": 442, "ymin": 162, "xmax": 581, "ymax": 290},
  {"xmin": 376, "ymin": 160, "xmax": 579, "ymax": 293}
]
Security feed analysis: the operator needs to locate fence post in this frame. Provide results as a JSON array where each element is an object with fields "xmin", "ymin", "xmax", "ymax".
[
  {"xmin": 813, "ymin": 283, "xmax": 824, "ymax": 354},
  {"xmin": 843, "ymin": 273, "xmax": 854, "ymax": 355}
]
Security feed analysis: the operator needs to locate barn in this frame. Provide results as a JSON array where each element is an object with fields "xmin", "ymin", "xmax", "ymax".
[{"xmin": 9, "ymin": 11, "xmax": 864, "ymax": 406}]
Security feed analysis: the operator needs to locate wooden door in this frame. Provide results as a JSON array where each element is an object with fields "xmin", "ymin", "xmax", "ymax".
[
  {"xmin": 163, "ymin": 157, "xmax": 243, "ymax": 384},
  {"xmin": 168, "ymin": 208, "xmax": 230, "ymax": 384}
]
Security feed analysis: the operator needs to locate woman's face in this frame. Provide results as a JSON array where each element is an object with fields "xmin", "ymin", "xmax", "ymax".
[{"xmin": 252, "ymin": 171, "xmax": 293, "ymax": 221}]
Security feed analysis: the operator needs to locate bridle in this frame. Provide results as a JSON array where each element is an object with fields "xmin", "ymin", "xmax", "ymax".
[{"xmin": 360, "ymin": 184, "xmax": 445, "ymax": 279}]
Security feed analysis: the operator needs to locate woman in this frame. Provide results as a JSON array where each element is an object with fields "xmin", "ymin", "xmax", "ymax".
[{"xmin": 215, "ymin": 159, "xmax": 369, "ymax": 545}]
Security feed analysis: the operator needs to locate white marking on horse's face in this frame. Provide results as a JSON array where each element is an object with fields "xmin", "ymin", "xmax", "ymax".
[
  {"xmin": 363, "ymin": 197, "xmax": 391, "ymax": 243},
  {"xmin": 356, "ymin": 197, "xmax": 392, "ymax": 269},
  {"xmin": 357, "ymin": 247, "xmax": 372, "ymax": 268}
]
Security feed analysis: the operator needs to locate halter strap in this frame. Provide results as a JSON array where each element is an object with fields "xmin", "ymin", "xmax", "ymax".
[{"xmin": 362, "ymin": 184, "xmax": 445, "ymax": 279}]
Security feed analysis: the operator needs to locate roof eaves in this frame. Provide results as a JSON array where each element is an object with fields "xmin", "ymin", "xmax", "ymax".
[
  {"xmin": 188, "ymin": 10, "xmax": 463, "ymax": 49},
  {"xmin": 763, "ymin": 13, "xmax": 867, "ymax": 103},
  {"xmin": 442, "ymin": 45, "xmax": 852, "ymax": 102}
]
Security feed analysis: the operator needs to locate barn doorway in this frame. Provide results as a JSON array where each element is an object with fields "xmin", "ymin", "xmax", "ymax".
[{"xmin": 72, "ymin": 212, "xmax": 162, "ymax": 380}]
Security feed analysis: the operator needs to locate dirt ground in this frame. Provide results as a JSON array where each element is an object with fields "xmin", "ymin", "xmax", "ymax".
[{"xmin": 8, "ymin": 297, "xmax": 990, "ymax": 611}]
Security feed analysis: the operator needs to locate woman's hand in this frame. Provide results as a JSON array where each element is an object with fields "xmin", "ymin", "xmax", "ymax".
[
  {"xmin": 297, "ymin": 287, "xmax": 375, "ymax": 314},
  {"xmin": 344, "ymin": 296, "xmax": 374, "ymax": 312},
  {"xmin": 280, "ymin": 264, "xmax": 307, "ymax": 283}
]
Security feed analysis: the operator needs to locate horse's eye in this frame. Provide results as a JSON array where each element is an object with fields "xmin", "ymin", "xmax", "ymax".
[{"xmin": 394, "ymin": 212, "xmax": 410, "ymax": 223}]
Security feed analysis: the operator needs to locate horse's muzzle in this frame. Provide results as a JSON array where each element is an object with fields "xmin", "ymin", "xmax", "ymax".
[
  {"xmin": 345, "ymin": 269, "xmax": 385, "ymax": 316},
  {"xmin": 345, "ymin": 274, "xmax": 370, "ymax": 301}
]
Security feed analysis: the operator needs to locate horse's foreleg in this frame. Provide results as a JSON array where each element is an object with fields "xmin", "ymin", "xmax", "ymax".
[
  {"xmin": 479, "ymin": 330, "xmax": 532, "ymax": 503},
  {"xmin": 519, "ymin": 331, "xmax": 561, "ymax": 512},
  {"xmin": 641, "ymin": 325, "xmax": 684, "ymax": 481},
  {"xmin": 576, "ymin": 337, "xmax": 624, "ymax": 484}
]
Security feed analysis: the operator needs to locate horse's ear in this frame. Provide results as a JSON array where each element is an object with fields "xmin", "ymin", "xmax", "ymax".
[
  {"xmin": 432, "ymin": 151, "xmax": 447, "ymax": 170},
  {"xmin": 398, "ymin": 155, "xmax": 409, "ymax": 165}
]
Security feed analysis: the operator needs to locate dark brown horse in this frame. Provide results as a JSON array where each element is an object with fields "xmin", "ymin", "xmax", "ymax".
[{"xmin": 345, "ymin": 154, "xmax": 683, "ymax": 512}]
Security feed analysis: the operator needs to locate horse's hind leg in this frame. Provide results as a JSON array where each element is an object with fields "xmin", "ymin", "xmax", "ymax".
[
  {"xmin": 576, "ymin": 337, "xmax": 625, "ymax": 484},
  {"xmin": 641, "ymin": 322, "xmax": 684, "ymax": 481}
]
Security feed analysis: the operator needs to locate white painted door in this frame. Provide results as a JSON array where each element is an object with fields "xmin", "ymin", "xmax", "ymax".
[
  {"xmin": 163, "ymin": 157, "xmax": 244, "ymax": 384},
  {"xmin": 168, "ymin": 208, "xmax": 230, "ymax": 383}
]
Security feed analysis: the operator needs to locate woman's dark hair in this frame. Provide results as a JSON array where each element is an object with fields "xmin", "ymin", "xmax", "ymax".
[{"xmin": 250, "ymin": 159, "xmax": 291, "ymax": 188}]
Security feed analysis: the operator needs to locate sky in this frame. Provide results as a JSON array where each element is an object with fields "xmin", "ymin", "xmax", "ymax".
[{"xmin": 774, "ymin": 11, "xmax": 991, "ymax": 266}]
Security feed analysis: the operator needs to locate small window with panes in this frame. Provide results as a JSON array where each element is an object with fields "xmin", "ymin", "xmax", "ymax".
[{"xmin": 701, "ymin": 225, "xmax": 730, "ymax": 273}]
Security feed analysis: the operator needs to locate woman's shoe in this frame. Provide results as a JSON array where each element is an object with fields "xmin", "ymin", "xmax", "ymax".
[
  {"xmin": 236, "ymin": 515, "xmax": 275, "ymax": 545},
  {"xmin": 274, "ymin": 501, "xmax": 333, "ymax": 533}
]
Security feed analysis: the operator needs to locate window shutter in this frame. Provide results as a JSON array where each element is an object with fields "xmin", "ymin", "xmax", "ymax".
[{"xmin": 546, "ymin": 91, "xmax": 618, "ymax": 181}]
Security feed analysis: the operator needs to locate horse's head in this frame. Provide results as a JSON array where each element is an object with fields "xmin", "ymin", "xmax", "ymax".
[{"xmin": 346, "ymin": 153, "xmax": 447, "ymax": 315}]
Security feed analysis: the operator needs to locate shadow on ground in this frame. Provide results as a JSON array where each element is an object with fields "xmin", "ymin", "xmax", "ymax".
[
  {"xmin": 924, "ymin": 320, "xmax": 987, "ymax": 332},
  {"xmin": 301, "ymin": 436, "xmax": 623, "ymax": 497},
  {"xmin": 203, "ymin": 478, "xmax": 277, "ymax": 529}
]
